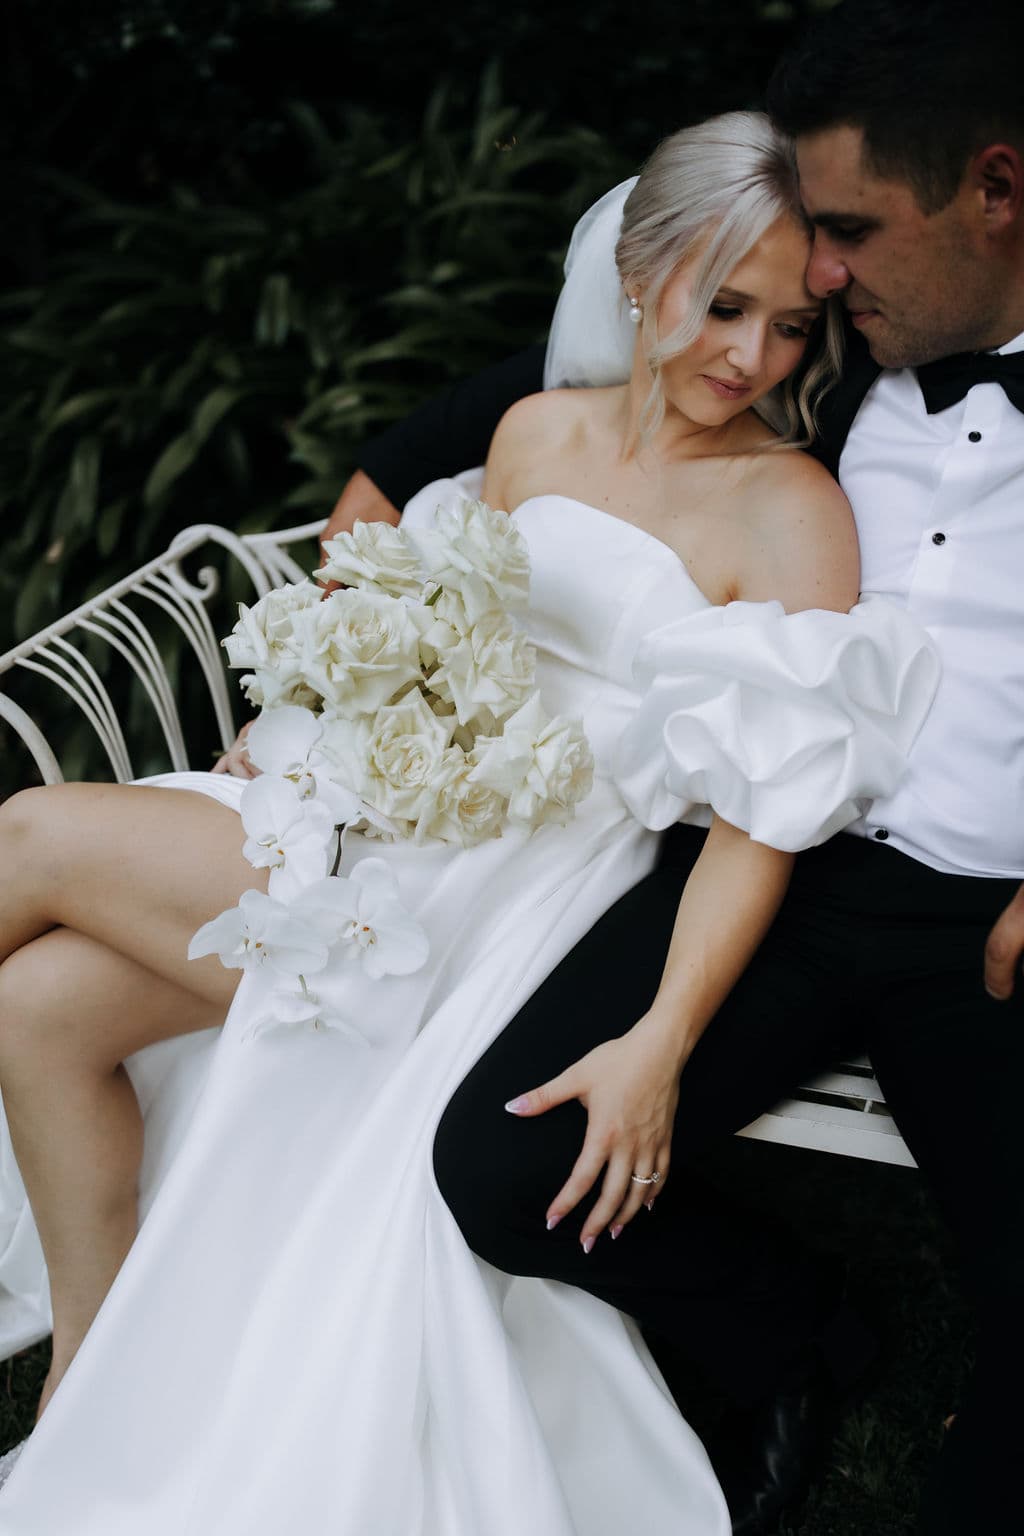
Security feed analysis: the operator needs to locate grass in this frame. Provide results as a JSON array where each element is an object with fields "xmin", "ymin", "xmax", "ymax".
[
  {"xmin": 695, "ymin": 1137, "xmax": 972, "ymax": 1535},
  {"xmin": 0, "ymin": 1138, "xmax": 970, "ymax": 1533}
]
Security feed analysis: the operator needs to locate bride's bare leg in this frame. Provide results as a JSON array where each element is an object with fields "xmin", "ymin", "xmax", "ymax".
[
  {"xmin": 0, "ymin": 782, "xmax": 265, "ymax": 1411},
  {"xmin": 1, "ymin": 928, "xmax": 225, "ymax": 1416},
  {"xmin": 0, "ymin": 783, "xmax": 263, "ymax": 992}
]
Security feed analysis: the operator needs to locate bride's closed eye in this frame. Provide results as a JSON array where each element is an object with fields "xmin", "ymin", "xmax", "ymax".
[{"xmin": 709, "ymin": 302, "xmax": 814, "ymax": 341}]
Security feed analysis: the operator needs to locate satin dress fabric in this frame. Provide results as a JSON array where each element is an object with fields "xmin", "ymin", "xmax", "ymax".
[{"xmin": 0, "ymin": 476, "xmax": 935, "ymax": 1535}]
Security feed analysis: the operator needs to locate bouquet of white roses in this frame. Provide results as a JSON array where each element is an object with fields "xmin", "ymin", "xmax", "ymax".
[{"xmin": 188, "ymin": 498, "xmax": 593, "ymax": 1036}]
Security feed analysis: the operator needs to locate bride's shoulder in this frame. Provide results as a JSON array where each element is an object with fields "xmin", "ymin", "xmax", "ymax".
[
  {"xmin": 747, "ymin": 445, "xmax": 853, "ymax": 532},
  {"xmin": 485, "ymin": 388, "xmax": 613, "ymax": 508},
  {"xmin": 492, "ymin": 388, "xmax": 598, "ymax": 455},
  {"xmin": 734, "ymin": 448, "xmax": 860, "ymax": 613}
]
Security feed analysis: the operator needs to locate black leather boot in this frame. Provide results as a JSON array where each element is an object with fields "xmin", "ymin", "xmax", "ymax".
[{"xmin": 707, "ymin": 1309, "xmax": 878, "ymax": 1536}]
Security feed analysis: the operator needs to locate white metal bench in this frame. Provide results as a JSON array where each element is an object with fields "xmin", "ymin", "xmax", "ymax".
[{"xmin": 0, "ymin": 520, "xmax": 915, "ymax": 1169}]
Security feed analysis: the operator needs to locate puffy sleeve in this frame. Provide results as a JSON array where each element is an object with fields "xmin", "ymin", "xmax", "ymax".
[{"xmin": 613, "ymin": 596, "xmax": 940, "ymax": 852}]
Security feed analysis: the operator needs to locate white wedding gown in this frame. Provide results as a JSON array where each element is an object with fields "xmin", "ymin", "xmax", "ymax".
[{"xmin": 0, "ymin": 476, "xmax": 937, "ymax": 1535}]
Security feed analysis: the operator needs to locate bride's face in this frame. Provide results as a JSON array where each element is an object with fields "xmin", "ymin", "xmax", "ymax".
[{"xmin": 652, "ymin": 215, "xmax": 822, "ymax": 427}]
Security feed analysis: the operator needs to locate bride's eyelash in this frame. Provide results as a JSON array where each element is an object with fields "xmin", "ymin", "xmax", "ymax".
[{"xmin": 710, "ymin": 303, "xmax": 812, "ymax": 340}]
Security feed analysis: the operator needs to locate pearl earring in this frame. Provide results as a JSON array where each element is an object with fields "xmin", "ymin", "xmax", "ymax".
[{"xmin": 628, "ymin": 295, "xmax": 643, "ymax": 325}]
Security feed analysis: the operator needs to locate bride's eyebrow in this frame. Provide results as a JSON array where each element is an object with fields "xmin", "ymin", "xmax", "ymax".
[{"xmin": 716, "ymin": 285, "xmax": 822, "ymax": 315}]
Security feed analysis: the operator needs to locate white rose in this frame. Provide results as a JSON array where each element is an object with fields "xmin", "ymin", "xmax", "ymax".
[
  {"xmin": 430, "ymin": 610, "xmax": 536, "ymax": 727},
  {"xmin": 318, "ymin": 520, "xmax": 425, "ymax": 598},
  {"xmin": 223, "ymin": 581, "xmax": 322, "ymax": 670},
  {"xmin": 299, "ymin": 588, "xmax": 426, "ymax": 716},
  {"xmin": 323, "ymin": 689, "xmax": 452, "ymax": 824},
  {"xmin": 410, "ymin": 498, "xmax": 530, "ymax": 625},
  {"xmin": 470, "ymin": 692, "xmax": 594, "ymax": 829},
  {"xmin": 224, "ymin": 581, "xmax": 324, "ymax": 709},
  {"xmin": 415, "ymin": 746, "xmax": 506, "ymax": 847},
  {"xmin": 365, "ymin": 690, "xmax": 453, "ymax": 820},
  {"xmin": 426, "ymin": 584, "xmax": 472, "ymax": 641},
  {"xmin": 238, "ymin": 669, "xmax": 322, "ymax": 712}
]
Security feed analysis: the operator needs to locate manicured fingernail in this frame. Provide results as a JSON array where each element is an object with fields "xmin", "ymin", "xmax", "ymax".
[
  {"xmin": 645, "ymin": 1199, "xmax": 655, "ymax": 1212},
  {"xmin": 610, "ymin": 1223, "xmax": 623, "ymax": 1240},
  {"xmin": 546, "ymin": 1215, "xmax": 561, "ymax": 1232},
  {"xmin": 581, "ymin": 1236, "xmax": 595, "ymax": 1255},
  {"xmin": 985, "ymin": 985, "xmax": 1008, "ymax": 1001},
  {"xmin": 504, "ymin": 1097, "xmax": 529, "ymax": 1113}
]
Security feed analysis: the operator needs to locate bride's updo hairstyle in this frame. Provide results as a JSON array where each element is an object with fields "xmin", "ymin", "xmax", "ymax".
[{"xmin": 614, "ymin": 110, "xmax": 843, "ymax": 445}]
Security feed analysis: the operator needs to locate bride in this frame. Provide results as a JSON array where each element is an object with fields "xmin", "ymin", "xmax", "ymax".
[{"xmin": 0, "ymin": 113, "xmax": 936, "ymax": 1533}]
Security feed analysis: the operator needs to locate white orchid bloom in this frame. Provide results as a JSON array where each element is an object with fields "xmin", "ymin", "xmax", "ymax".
[
  {"xmin": 291, "ymin": 863, "xmax": 429, "ymax": 982},
  {"xmin": 238, "ymin": 775, "xmax": 336, "ymax": 899},
  {"xmin": 246, "ymin": 705, "xmax": 363, "ymax": 825},
  {"xmin": 242, "ymin": 977, "xmax": 369, "ymax": 1044},
  {"xmin": 188, "ymin": 888, "xmax": 330, "ymax": 977}
]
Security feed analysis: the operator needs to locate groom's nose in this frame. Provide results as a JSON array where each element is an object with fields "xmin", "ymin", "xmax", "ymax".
[{"xmin": 806, "ymin": 235, "xmax": 851, "ymax": 298}]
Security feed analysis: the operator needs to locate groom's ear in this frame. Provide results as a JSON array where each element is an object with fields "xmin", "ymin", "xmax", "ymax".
[{"xmin": 968, "ymin": 143, "xmax": 1024, "ymax": 233}]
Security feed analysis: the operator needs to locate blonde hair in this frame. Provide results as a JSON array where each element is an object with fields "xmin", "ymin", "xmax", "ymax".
[{"xmin": 614, "ymin": 111, "xmax": 844, "ymax": 445}]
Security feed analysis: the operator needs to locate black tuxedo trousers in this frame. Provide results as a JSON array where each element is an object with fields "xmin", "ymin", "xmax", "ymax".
[{"xmin": 433, "ymin": 825, "xmax": 1024, "ymax": 1533}]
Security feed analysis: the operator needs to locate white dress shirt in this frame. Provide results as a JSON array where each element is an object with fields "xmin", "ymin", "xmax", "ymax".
[{"xmin": 840, "ymin": 330, "xmax": 1024, "ymax": 877}]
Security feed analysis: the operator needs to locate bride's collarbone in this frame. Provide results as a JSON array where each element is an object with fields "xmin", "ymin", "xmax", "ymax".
[{"xmin": 564, "ymin": 461, "xmax": 770, "ymax": 605}]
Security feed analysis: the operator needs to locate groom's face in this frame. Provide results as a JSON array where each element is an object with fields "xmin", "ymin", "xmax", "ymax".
[{"xmin": 795, "ymin": 124, "xmax": 1002, "ymax": 367}]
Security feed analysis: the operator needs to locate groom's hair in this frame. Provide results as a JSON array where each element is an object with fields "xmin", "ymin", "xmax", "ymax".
[{"xmin": 765, "ymin": 0, "xmax": 1024, "ymax": 213}]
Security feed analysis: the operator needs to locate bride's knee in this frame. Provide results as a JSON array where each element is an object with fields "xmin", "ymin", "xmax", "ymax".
[
  {"xmin": 0, "ymin": 786, "xmax": 64, "ymax": 882},
  {"xmin": 0, "ymin": 786, "xmax": 41, "ymax": 850},
  {"xmin": 0, "ymin": 938, "xmax": 82, "ymax": 1082}
]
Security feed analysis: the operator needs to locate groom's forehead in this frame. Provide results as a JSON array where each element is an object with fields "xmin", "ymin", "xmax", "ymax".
[
  {"xmin": 795, "ymin": 124, "xmax": 906, "ymax": 224},
  {"xmin": 795, "ymin": 125, "xmax": 871, "ymax": 207}
]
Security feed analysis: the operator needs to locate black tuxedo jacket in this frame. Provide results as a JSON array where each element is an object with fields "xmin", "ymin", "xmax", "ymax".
[{"xmin": 358, "ymin": 325, "xmax": 883, "ymax": 505}]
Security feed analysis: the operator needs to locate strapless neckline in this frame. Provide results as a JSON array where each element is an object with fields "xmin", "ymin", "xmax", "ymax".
[{"xmin": 511, "ymin": 492, "xmax": 713, "ymax": 610}]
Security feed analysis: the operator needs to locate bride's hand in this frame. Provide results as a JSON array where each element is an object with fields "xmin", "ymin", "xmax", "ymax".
[
  {"xmin": 505, "ymin": 1011, "xmax": 687, "ymax": 1252},
  {"xmin": 211, "ymin": 719, "xmax": 260, "ymax": 778}
]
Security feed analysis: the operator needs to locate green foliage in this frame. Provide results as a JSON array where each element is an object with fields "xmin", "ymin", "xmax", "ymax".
[
  {"xmin": 0, "ymin": 65, "xmax": 627, "ymax": 796},
  {"xmin": 0, "ymin": 72, "xmax": 624, "ymax": 762}
]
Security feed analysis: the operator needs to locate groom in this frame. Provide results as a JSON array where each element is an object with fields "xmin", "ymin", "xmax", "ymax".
[{"xmin": 326, "ymin": 3, "xmax": 1024, "ymax": 1531}]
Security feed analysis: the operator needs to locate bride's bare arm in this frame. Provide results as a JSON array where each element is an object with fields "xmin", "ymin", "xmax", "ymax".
[
  {"xmin": 506, "ymin": 817, "xmax": 794, "ymax": 1250},
  {"xmin": 504, "ymin": 454, "xmax": 861, "ymax": 1250}
]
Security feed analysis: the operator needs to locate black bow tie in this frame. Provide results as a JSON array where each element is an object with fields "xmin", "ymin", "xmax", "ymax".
[{"xmin": 916, "ymin": 349, "xmax": 1024, "ymax": 415}]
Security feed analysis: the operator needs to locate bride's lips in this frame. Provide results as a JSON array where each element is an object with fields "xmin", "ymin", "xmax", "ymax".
[{"xmin": 701, "ymin": 375, "xmax": 751, "ymax": 400}]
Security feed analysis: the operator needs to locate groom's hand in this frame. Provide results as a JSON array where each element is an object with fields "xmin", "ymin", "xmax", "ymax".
[{"xmin": 984, "ymin": 880, "xmax": 1024, "ymax": 998}]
